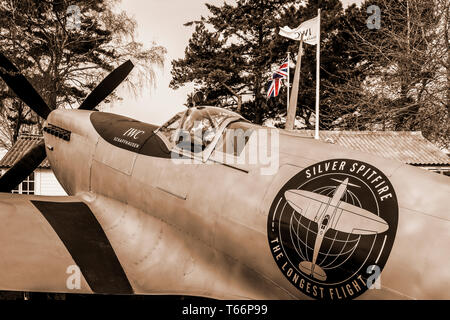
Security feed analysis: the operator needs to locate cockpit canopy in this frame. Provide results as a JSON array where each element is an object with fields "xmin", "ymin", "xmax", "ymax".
[{"xmin": 157, "ymin": 106, "xmax": 245, "ymax": 153}]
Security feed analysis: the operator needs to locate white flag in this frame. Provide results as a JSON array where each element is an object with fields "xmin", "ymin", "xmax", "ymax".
[{"xmin": 279, "ymin": 15, "xmax": 319, "ymax": 45}]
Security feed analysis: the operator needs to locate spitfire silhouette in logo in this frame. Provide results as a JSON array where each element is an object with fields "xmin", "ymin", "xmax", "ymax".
[{"xmin": 267, "ymin": 159, "xmax": 398, "ymax": 300}]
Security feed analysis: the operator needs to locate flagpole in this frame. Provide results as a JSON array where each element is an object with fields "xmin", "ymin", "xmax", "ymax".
[
  {"xmin": 314, "ymin": 8, "xmax": 321, "ymax": 140},
  {"xmin": 286, "ymin": 51, "xmax": 290, "ymax": 115},
  {"xmin": 285, "ymin": 34, "xmax": 303, "ymax": 130}
]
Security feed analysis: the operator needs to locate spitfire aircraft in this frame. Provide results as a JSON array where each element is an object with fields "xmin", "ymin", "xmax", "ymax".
[{"xmin": 0, "ymin": 52, "xmax": 449, "ymax": 300}]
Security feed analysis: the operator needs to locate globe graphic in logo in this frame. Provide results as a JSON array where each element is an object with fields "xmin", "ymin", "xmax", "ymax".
[
  {"xmin": 289, "ymin": 184, "xmax": 365, "ymax": 281},
  {"xmin": 267, "ymin": 159, "xmax": 398, "ymax": 300}
]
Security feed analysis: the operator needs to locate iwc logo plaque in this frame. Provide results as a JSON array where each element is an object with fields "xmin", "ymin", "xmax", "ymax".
[{"xmin": 267, "ymin": 159, "xmax": 398, "ymax": 300}]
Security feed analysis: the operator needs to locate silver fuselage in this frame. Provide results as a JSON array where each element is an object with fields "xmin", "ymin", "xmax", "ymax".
[{"xmin": 43, "ymin": 109, "xmax": 450, "ymax": 299}]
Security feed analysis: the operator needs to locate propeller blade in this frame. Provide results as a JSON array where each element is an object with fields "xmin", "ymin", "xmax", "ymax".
[
  {"xmin": 0, "ymin": 53, "xmax": 51, "ymax": 119},
  {"xmin": 0, "ymin": 140, "xmax": 46, "ymax": 193},
  {"xmin": 79, "ymin": 60, "xmax": 134, "ymax": 110}
]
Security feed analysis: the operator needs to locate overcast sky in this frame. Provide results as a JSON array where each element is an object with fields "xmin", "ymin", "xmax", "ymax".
[{"xmin": 111, "ymin": 0, "xmax": 363, "ymax": 125}]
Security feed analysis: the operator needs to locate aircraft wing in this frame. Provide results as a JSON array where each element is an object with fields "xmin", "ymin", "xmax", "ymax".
[
  {"xmin": 0, "ymin": 193, "xmax": 298, "ymax": 299},
  {"xmin": 330, "ymin": 201, "xmax": 389, "ymax": 235},
  {"xmin": 284, "ymin": 189, "xmax": 389, "ymax": 235},
  {"xmin": 284, "ymin": 189, "xmax": 331, "ymax": 223},
  {"xmin": 0, "ymin": 193, "xmax": 132, "ymax": 294}
]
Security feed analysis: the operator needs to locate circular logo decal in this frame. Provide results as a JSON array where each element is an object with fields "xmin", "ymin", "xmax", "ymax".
[{"xmin": 267, "ymin": 159, "xmax": 398, "ymax": 300}]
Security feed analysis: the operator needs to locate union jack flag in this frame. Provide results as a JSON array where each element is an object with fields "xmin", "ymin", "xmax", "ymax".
[
  {"xmin": 272, "ymin": 59, "xmax": 289, "ymax": 79},
  {"xmin": 267, "ymin": 78, "xmax": 282, "ymax": 99}
]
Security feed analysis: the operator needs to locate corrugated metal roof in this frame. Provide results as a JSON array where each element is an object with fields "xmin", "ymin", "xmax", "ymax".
[
  {"xmin": 301, "ymin": 130, "xmax": 450, "ymax": 165},
  {"xmin": 0, "ymin": 135, "xmax": 50, "ymax": 169}
]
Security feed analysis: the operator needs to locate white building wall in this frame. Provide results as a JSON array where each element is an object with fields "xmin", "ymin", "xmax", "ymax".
[
  {"xmin": 35, "ymin": 169, "xmax": 67, "ymax": 196},
  {"xmin": 0, "ymin": 148, "xmax": 7, "ymax": 160}
]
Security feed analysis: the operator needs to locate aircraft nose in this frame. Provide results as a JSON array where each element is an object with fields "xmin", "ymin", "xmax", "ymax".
[{"xmin": 46, "ymin": 109, "xmax": 97, "ymax": 140}]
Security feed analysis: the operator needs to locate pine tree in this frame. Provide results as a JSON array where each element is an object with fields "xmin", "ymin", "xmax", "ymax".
[
  {"xmin": 171, "ymin": 0, "xmax": 366, "ymax": 128},
  {"xmin": 171, "ymin": 0, "xmax": 287, "ymax": 124}
]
